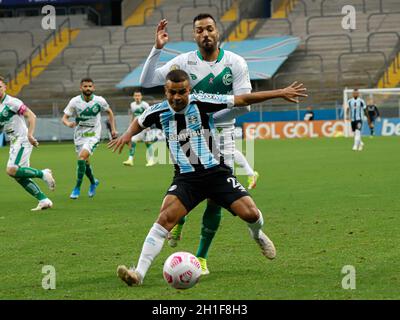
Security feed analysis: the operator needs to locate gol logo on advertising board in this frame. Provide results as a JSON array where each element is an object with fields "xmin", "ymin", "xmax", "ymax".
[{"xmin": 243, "ymin": 121, "xmax": 348, "ymax": 139}]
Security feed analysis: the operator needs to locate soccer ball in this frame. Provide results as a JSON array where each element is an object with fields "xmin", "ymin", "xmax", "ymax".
[{"xmin": 163, "ymin": 251, "xmax": 202, "ymax": 289}]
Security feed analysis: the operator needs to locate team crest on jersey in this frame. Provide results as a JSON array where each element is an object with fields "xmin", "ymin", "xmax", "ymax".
[
  {"xmin": 188, "ymin": 115, "xmax": 198, "ymax": 125},
  {"xmin": 190, "ymin": 73, "xmax": 197, "ymax": 80},
  {"xmin": 170, "ymin": 64, "xmax": 180, "ymax": 71},
  {"xmin": 222, "ymin": 73, "xmax": 233, "ymax": 86},
  {"xmin": 92, "ymin": 104, "xmax": 99, "ymax": 113},
  {"xmin": 1, "ymin": 110, "xmax": 9, "ymax": 118}
]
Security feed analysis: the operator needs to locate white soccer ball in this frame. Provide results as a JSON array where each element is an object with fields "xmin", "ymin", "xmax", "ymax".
[{"xmin": 163, "ymin": 251, "xmax": 202, "ymax": 289}]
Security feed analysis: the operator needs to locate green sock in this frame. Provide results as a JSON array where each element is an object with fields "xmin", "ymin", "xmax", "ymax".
[
  {"xmin": 177, "ymin": 215, "xmax": 187, "ymax": 225},
  {"xmin": 85, "ymin": 162, "xmax": 96, "ymax": 185},
  {"xmin": 16, "ymin": 178, "xmax": 47, "ymax": 201},
  {"xmin": 15, "ymin": 167, "xmax": 43, "ymax": 179},
  {"xmin": 129, "ymin": 143, "xmax": 137, "ymax": 157},
  {"xmin": 145, "ymin": 143, "xmax": 153, "ymax": 158},
  {"xmin": 75, "ymin": 160, "xmax": 86, "ymax": 189},
  {"xmin": 196, "ymin": 203, "xmax": 222, "ymax": 259}
]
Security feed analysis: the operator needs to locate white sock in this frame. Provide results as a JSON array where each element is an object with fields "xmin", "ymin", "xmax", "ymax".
[
  {"xmin": 247, "ymin": 210, "xmax": 264, "ymax": 239},
  {"xmin": 234, "ymin": 150, "xmax": 255, "ymax": 176},
  {"xmin": 128, "ymin": 156, "xmax": 133, "ymax": 161},
  {"xmin": 354, "ymin": 130, "xmax": 361, "ymax": 148},
  {"xmin": 135, "ymin": 223, "xmax": 168, "ymax": 281}
]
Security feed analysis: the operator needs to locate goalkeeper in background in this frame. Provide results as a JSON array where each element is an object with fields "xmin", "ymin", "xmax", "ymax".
[{"xmin": 365, "ymin": 99, "xmax": 380, "ymax": 137}]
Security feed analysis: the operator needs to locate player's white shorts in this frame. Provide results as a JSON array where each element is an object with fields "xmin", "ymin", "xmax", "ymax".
[
  {"xmin": 131, "ymin": 128, "xmax": 154, "ymax": 143},
  {"xmin": 7, "ymin": 139, "xmax": 33, "ymax": 168},
  {"xmin": 74, "ymin": 137, "xmax": 100, "ymax": 155},
  {"xmin": 215, "ymin": 124, "xmax": 235, "ymax": 170}
]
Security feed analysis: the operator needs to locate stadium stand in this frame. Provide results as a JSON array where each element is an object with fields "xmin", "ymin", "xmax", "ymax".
[
  {"xmin": 253, "ymin": 0, "xmax": 400, "ymax": 108},
  {"xmin": 1, "ymin": 0, "xmax": 399, "ymax": 116}
]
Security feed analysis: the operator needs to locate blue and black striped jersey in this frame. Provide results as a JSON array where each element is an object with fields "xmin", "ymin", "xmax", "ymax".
[{"xmin": 138, "ymin": 93, "xmax": 235, "ymax": 175}]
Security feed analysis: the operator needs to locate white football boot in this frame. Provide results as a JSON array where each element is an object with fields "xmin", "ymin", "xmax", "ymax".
[
  {"xmin": 31, "ymin": 198, "xmax": 53, "ymax": 211},
  {"xmin": 42, "ymin": 169, "xmax": 56, "ymax": 191},
  {"xmin": 117, "ymin": 265, "xmax": 142, "ymax": 286},
  {"xmin": 254, "ymin": 231, "xmax": 276, "ymax": 260}
]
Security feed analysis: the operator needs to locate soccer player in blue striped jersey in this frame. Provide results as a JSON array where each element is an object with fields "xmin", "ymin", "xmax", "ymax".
[
  {"xmin": 347, "ymin": 89, "xmax": 366, "ymax": 151},
  {"xmin": 109, "ymin": 70, "xmax": 307, "ymax": 286},
  {"xmin": 140, "ymin": 14, "xmax": 259, "ymax": 275}
]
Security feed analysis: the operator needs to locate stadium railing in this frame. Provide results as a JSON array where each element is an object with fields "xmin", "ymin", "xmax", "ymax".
[
  {"xmin": 367, "ymin": 11, "xmax": 400, "ymax": 32},
  {"xmin": 320, "ymin": 0, "xmax": 366, "ymax": 16},
  {"xmin": 61, "ymin": 45, "xmax": 106, "ymax": 65},
  {"xmin": 0, "ymin": 49, "xmax": 20, "ymax": 69},
  {"xmin": 287, "ymin": 53, "xmax": 324, "ymax": 73},
  {"xmin": 304, "ymin": 34, "xmax": 353, "ymax": 53},
  {"xmin": 28, "ymin": 65, "xmax": 74, "ymax": 82},
  {"xmin": 124, "ymin": 24, "xmax": 158, "ymax": 43},
  {"xmin": 143, "ymin": 6, "xmax": 164, "ymax": 25},
  {"xmin": 177, "ymin": 4, "xmax": 220, "ymax": 23},
  {"xmin": 117, "ymin": 42, "xmax": 155, "ymax": 64},
  {"xmin": 367, "ymin": 32, "xmax": 400, "ymax": 52},
  {"xmin": 0, "ymin": 31, "xmax": 35, "ymax": 47},
  {"xmin": 73, "ymin": 28, "xmax": 113, "ymax": 45},
  {"xmin": 285, "ymin": 0, "xmax": 308, "ymax": 17},
  {"xmin": 86, "ymin": 62, "xmax": 132, "ymax": 79},
  {"xmin": 180, "ymin": 21, "xmax": 226, "ymax": 41}
]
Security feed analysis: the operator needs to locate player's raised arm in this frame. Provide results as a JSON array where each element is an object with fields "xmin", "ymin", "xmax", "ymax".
[
  {"xmin": 140, "ymin": 19, "xmax": 170, "ymax": 87},
  {"xmin": 107, "ymin": 117, "xmax": 143, "ymax": 154},
  {"xmin": 23, "ymin": 107, "xmax": 39, "ymax": 147},
  {"xmin": 233, "ymin": 82, "xmax": 307, "ymax": 107}
]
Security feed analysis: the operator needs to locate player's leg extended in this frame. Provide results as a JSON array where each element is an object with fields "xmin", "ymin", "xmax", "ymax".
[
  {"xmin": 234, "ymin": 149, "xmax": 259, "ymax": 190},
  {"xmin": 230, "ymin": 196, "xmax": 276, "ymax": 260},
  {"xmin": 70, "ymin": 148, "xmax": 90, "ymax": 199},
  {"xmin": 145, "ymin": 142, "xmax": 156, "ymax": 167},
  {"xmin": 167, "ymin": 215, "xmax": 187, "ymax": 247},
  {"xmin": 7, "ymin": 145, "xmax": 55, "ymax": 210},
  {"xmin": 123, "ymin": 136, "xmax": 137, "ymax": 166},
  {"xmin": 195, "ymin": 200, "xmax": 222, "ymax": 275},
  {"xmin": 85, "ymin": 159, "xmax": 99, "ymax": 198},
  {"xmin": 117, "ymin": 195, "xmax": 188, "ymax": 286}
]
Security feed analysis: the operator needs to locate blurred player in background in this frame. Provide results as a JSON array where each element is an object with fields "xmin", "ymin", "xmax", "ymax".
[
  {"xmin": 0, "ymin": 76, "xmax": 55, "ymax": 211},
  {"xmin": 62, "ymin": 78, "xmax": 117, "ymax": 199},
  {"xmin": 123, "ymin": 90, "xmax": 155, "ymax": 167},
  {"xmin": 347, "ymin": 89, "xmax": 366, "ymax": 151},
  {"xmin": 366, "ymin": 98, "xmax": 380, "ymax": 137},
  {"xmin": 140, "ymin": 14, "xmax": 259, "ymax": 275},
  {"xmin": 304, "ymin": 106, "xmax": 314, "ymax": 121}
]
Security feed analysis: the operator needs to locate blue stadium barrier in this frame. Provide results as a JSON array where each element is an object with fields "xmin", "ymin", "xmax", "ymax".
[{"xmin": 235, "ymin": 109, "xmax": 338, "ymax": 126}]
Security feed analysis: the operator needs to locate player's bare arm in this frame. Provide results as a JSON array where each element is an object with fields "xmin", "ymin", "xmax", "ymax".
[
  {"xmin": 234, "ymin": 82, "xmax": 307, "ymax": 106},
  {"xmin": 108, "ymin": 117, "xmax": 143, "ymax": 154},
  {"xmin": 105, "ymin": 108, "xmax": 118, "ymax": 139},
  {"xmin": 155, "ymin": 19, "xmax": 169, "ymax": 49},
  {"xmin": 62, "ymin": 114, "xmax": 76, "ymax": 128},
  {"xmin": 23, "ymin": 108, "xmax": 39, "ymax": 147}
]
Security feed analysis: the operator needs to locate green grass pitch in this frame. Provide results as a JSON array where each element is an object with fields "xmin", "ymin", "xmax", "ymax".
[{"xmin": 0, "ymin": 137, "xmax": 399, "ymax": 300}]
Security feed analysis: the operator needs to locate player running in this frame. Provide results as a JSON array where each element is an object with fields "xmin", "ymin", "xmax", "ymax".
[
  {"xmin": 0, "ymin": 76, "xmax": 55, "ymax": 211},
  {"xmin": 366, "ymin": 99, "xmax": 380, "ymax": 137},
  {"xmin": 347, "ymin": 89, "xmax": 366, "ymax": 151},
  {"xmin": 62, "ymin": 78, "xmax": 117, "ymax": 199},
  {"xmin": 140, "ymin": 14, "xmax": 259, "ymax": 274},
  {"xmin": 109, "ymin": 70, "xmax": 307, "ymax": 286},
  {"xmin": 123, "ymin": 90, "xmax": 155, "ymax": 167}
]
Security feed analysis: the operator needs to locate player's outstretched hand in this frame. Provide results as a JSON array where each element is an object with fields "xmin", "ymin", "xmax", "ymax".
[
  {"xmin": 28, "ymin": 135, "xmax": 39, "ymax": 147},
  {"xmin": 107, "ymin": 132, "xmax": 130, "ymax": 154},
  {"xmin": 282, "ymin": 82, "xmax": 308, "ymax": 103},
  {"xmin": 155, "ymin": 19, "xmax": 169, "ymax": 49}
]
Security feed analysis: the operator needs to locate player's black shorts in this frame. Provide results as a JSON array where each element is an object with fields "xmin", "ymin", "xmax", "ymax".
[
  {"xmin": 166, "ymin": 164, "xmax": 250, "ymax": 214},
  {"xmin": 368, "ymin": 113, "xmax": 377, "ymax": 122},
  {"xmin": 351, "ymin": 120, "xmax": 362, "ymax": 132}
]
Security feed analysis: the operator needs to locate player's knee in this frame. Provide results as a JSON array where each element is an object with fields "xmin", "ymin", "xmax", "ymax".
[
  {"xmin": 6, "ymin": 166, "xmax": 17, "ymax": 177},
  {"xmin": 157, "ymin": 210, "xmax": 179, "ymax": 231}
]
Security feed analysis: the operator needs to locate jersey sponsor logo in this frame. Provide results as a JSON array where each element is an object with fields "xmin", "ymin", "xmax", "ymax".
[
  {"xmin": 222, "ymin": 73, "xmax": 233, "ymax": 86},
  {"xmin": 209, "ymin": 77, "xmax": 214, "ymax": 84},
  {"xmin": 168, "ymin": 128, "xmax": 205, "ymax": 142},
  {"xmin": 188, "ymin": 60, "xmax": 197, "ymax": 65}
]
